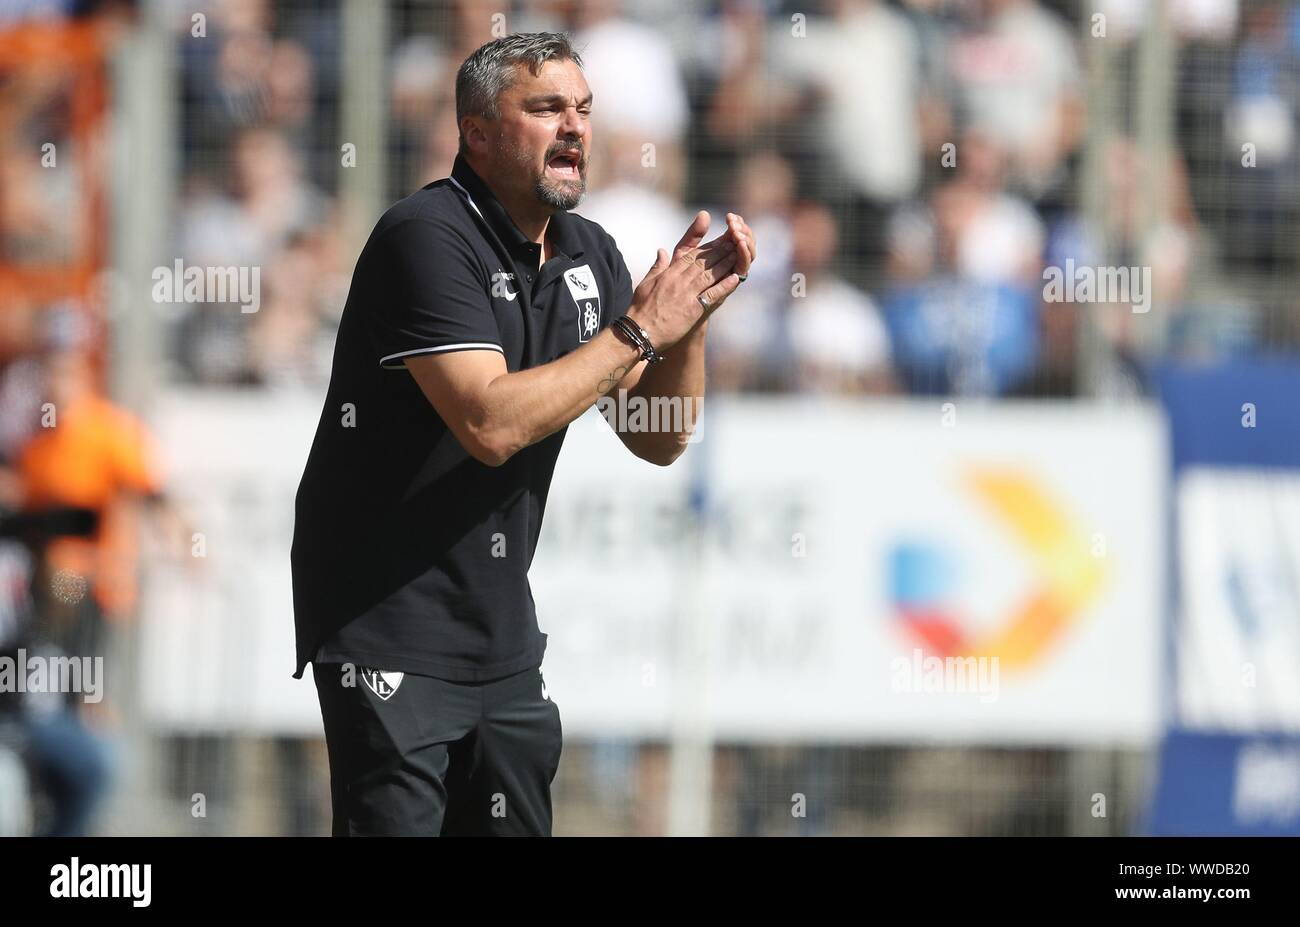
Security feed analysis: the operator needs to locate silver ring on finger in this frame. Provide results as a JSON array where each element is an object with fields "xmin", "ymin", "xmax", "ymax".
[{"xmin": 698, "ymin": 294, "xmax": 712, "ymax": 312}]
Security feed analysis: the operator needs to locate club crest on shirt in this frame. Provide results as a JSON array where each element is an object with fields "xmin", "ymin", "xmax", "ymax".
[
  {"xmin": 360, "ymin": 667, "xmax": 405, "ymax": 701},
  {"xmin": 563, "ymin": 264, "xmax": 601, "ymax": 343}
]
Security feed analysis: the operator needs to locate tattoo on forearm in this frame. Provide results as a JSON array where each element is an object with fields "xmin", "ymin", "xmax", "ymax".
[{"xmin": 597, "ymin": 365, "xmax": 629, "ymax": 394}]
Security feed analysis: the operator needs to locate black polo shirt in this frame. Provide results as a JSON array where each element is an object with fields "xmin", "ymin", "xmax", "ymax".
[{"xmin": 290, "ymin": 153, "xmax": 635, "ymax": 681}]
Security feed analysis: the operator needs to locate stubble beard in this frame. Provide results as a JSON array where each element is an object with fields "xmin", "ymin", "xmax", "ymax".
[
  {"xmin": 504, "ymin": 137, "xmax": 586, "ymax": 211},
  {"xmin": 537, "ymin": 172, "xmax": 585, "ymax": 211}
]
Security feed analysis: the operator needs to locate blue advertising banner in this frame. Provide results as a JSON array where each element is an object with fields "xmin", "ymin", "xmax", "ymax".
[
  {"xmin": 1148, "ymin": 729, "xmax": 1300, "ymax": 836},
  {"xmin": 1149, "ymin": 360, "xmax": 1300, "ymax": 834}
]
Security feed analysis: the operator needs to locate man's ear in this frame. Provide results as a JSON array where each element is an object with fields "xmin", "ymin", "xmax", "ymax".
[{"xmin": 461, "ymin": 115, "xmax": 490, "ymax": 156}]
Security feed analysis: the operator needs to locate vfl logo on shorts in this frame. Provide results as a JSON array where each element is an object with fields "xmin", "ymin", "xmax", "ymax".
[
  {"xmin": 360, "ymin": 667, "xmax": 405, "ymax": 701},
  {"xmin": 564, "ymin": 264, "xmax": 601, "ymax": 343}
]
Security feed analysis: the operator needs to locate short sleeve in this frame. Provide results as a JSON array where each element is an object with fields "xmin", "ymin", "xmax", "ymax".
[{"xmin": 370, "ymin": 219, "xmax": 504, "ymax": 369}]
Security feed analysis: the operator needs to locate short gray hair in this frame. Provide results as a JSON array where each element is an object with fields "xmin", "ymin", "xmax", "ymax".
[{"xmin": 455, "ymin": 33, "xmax": 583, "ymax": 157}]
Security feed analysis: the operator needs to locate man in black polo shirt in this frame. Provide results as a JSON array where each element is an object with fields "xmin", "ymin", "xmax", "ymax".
[{"xmin": 291, "ymin": 32, "xmax": 755, "ymax": 836}]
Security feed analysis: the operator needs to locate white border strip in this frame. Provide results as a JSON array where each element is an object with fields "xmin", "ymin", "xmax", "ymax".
[
  {"xmin": 447, "ymin": 177, "xmax": 485, "ymax": 221},
  {"xmin": 379, "ymin": 342, "xmax": 504, "ymax": 368}
]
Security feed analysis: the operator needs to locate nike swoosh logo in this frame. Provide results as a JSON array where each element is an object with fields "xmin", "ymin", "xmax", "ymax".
[{"xmin": 500, "ymin": 289, "xmax": 518, "ymax": 301}]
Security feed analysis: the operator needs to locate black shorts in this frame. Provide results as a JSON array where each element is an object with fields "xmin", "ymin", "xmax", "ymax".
[{"xmin": 312, "ymin": 661, "xmax": 563, "ymax": 836}]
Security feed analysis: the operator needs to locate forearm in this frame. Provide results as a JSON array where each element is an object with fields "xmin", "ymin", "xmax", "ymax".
[
  {"xmin": 474, "ymin": 328, "xmax": 642, "ymax": 464},
  {"xmin": 619, "ymin": 317, "xmax": 708, "ymax": 464}
]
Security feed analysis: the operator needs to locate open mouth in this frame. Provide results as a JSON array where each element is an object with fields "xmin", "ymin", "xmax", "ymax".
[{"xmin": 546, "ymin": 149, "xmax": 582, "ymax": 179}]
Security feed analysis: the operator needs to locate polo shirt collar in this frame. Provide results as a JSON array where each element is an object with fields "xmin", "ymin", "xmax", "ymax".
[{"xmin": 449, "ymin": 153, "xmax": 585, "ymax": 264}]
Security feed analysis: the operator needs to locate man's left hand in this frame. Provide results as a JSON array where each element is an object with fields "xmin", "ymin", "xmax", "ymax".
[{"xmin": 698, "ymin": 211, "xmax": 756, "ymax": 314}]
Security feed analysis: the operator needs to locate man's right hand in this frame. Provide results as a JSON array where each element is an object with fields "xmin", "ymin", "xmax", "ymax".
[{"xmin": 626, "ymin": 211, "xmax": 742, "ymax": 351}]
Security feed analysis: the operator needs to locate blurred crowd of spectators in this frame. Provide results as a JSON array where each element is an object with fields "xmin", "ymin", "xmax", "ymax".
[
  {"xmin": 5, "ymin": 0, "xmax": 1298, "ymax": 398},
  {"xmin": 151, "ymin": 0, "xmax": 1300, "ymax": 398}
]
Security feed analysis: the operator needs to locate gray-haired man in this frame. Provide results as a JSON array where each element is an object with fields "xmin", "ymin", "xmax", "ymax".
[{"xmin": 292, "ymin": 32, "xmax": 755, "ymax": 836}]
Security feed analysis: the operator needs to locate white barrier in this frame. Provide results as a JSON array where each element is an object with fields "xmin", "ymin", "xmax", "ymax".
[{"xmin": 139, "ymin": 391, "xmax": 1165, "ymax": 745}]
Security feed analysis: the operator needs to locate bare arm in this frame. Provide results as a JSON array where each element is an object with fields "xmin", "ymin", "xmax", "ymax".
[
  {"xmin": 405, "ymin": 227, "xmax": 741, "ymax": 467},
  {"xmin": 608, "ymin": 211, "xmax": 757, "ymax": 465},
  {"xmin": 405, "ymin": 329, "xmax": 643, "ymax": 467}
]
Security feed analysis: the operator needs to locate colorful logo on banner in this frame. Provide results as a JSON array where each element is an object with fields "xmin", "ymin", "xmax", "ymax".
[{"xmin": 887, "ymin": 466, "xmax": 1106, "ymax": 671}]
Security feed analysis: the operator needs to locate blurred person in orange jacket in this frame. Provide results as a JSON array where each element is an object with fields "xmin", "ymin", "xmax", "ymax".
[{"xmin": 17, "ymin": 344, "xmax": 170, "ymax": 659}]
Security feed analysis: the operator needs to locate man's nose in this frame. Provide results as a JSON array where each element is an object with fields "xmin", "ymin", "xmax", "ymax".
[{"xmin": 558, "ymin": 106, "xmax": 584, "ymax": 140}]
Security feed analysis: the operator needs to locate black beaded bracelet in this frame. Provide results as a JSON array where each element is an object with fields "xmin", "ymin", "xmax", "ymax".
[{"xmin": 611, "ymin": 315, "xmax": 665, "ymax": 365}]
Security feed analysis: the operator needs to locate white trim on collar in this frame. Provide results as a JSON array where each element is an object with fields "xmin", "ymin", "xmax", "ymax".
[{"xmin": 447, "ymin": 177, "xmax": 485, "ymax": 221}]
